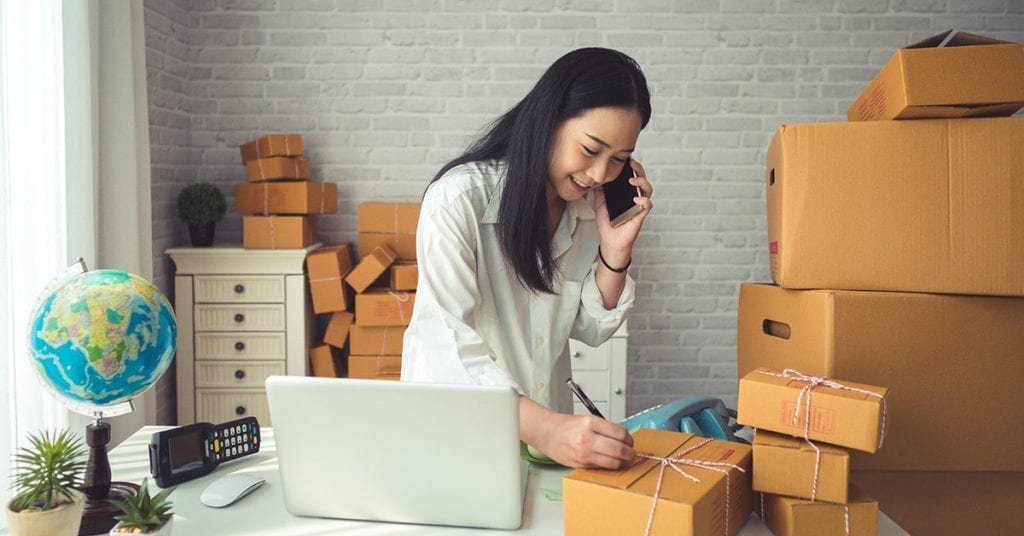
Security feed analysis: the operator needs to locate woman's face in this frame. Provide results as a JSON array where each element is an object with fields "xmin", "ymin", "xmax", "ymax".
[{"xmin": 547, "ymin": 106, "xmax": 643, "ymax": 204}]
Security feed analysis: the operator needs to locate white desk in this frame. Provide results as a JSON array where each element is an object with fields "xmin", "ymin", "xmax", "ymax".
[{"xmin": 94, "ymin": 426, "xmax": 909, "ymax": 536}]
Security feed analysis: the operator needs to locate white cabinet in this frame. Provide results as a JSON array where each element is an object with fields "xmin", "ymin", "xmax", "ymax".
[
  {"xmin": 569, "ymin": 323, "xmax": 627, "ymax": 422},
  {"xmin": 167, "ymin": 245, "xmax": 318, "ymax": 425}
]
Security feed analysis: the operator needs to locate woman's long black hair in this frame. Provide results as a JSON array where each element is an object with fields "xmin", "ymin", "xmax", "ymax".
[{"xmin": 429, "ymin": 48, "xmax": 651, "ymax": 293}]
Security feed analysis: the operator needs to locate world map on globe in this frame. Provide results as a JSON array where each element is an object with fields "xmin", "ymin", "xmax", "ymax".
[{"xmin": 28, "ymin": 269, "xmax": 176, "ymax": 410}]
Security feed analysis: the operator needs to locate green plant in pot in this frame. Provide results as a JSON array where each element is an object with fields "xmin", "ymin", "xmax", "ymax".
[
  {"xmin": 176, "ymin": 181, "xmax": 227, "ymax": 247},
  {"xmin": 108, "ymin": 477, "xmax": 175, "ymax": 535},
  {"xmin": 5, "ymin": 429, "xmax": 88, "ymax": 536}
]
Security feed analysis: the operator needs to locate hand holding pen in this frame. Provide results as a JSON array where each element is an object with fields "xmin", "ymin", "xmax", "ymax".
[{"xmin": 566, "ymin": 378, "xmax": 605, "ymax": 419}]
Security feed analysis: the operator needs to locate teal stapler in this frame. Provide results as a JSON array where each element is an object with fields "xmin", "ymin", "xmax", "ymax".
[{"xmin": 621, "ymin": 396, "xmax": 742, "ymax": 443}]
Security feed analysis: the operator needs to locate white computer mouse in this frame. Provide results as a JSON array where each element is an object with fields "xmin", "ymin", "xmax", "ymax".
[{"xmin": 199, "ymin": 473, "xmax": 265, "ymax": 508}]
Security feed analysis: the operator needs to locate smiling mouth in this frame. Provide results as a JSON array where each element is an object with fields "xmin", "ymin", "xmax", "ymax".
[{"xmin": 570, "ymin": 176, "xmax": 591, "ymax": 191}]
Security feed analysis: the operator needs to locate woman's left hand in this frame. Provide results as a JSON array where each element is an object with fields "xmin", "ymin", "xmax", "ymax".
[{"xmin": 593, "ymin": 159, "xmax": 654, "ymax": 257}]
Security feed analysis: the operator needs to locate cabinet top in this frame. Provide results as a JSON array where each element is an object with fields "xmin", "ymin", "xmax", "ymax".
[{"xmin": 167, "ymin": 243, "xmax": 321, "ymax": 275}]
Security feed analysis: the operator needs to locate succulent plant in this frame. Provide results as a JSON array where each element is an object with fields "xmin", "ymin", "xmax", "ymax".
[
  {"xmin": 109, "ymin": 477, "xmax": 175, "ymax": 533},
  {"xmin": 9, "ymin": 429, "xmax": 87, "ymax": 512},
  {"xmin": 175, "ymin": 181, "xmax": 227, "ymax": 225}
]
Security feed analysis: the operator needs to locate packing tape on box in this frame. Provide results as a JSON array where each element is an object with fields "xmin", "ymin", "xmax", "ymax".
[
  {"xmin": 379, "ymin": 326, "xmax": 392, "ymax": 357},
  {"xmin": 758, "ymin": 369, "xmax": 888, "ymax": 501},
  {"xmin": 635, "ymin": 437, "xmax": 745, "ymax": 536},
  {"xmin": 388, "ymin": 290, "xmax": 411, "ymax": 324}
]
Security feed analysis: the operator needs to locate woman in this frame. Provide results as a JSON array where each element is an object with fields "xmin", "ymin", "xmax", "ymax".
[{"xmin": 401, "ymin": 48, "xmax": 653, "ymax": 470}]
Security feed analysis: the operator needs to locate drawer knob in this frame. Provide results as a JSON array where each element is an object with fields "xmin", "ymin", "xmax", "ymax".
[
  {"xmin": 234, "ymin": 341, "xmax": 245, "ymax": 351},
  {"xmin": 572, "ymin": 352, "xmax": 582, "ymax": 358},
  {"xmin": 614, "ymin": 388, "xmax": 623, "ymax": 395},
  {"xmin": 234, "ymin": 369, "xmax": 245, "ymax": 380},
  {"xmin": 234, "ymin": 284, "xmax": 245, "ymax": 294},
  {"xmin": 235, "ymin": 406, "xmax": 246, "ymax": 416},
  {"xmin": 234, "ymin": 313, "xmax": 245, "ymax": 323}
]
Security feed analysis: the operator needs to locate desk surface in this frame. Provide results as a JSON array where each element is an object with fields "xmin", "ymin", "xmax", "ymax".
[{"xmin": 92, "ymin": 426, "xmax": 908, "ymax": 536}]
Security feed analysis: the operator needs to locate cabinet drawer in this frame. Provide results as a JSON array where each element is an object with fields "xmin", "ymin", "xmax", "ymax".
[
  {"xmin": 570, "ymin": 370, "xmax": 609, "ymax": 402},
  {"xmin": 195, "ymin": 332, "xmax": 287, "ymax": 361},
  {"xmin": 196, "ymin": 389, "xmax": 272, "ymax": 426},
  {"xmin": 195, "ymin": 304, "xmax": 286, "ymax": 331},
  {"xmin": 195, "ymin": 361, "xmax": 285, "ymax": 388},
  {"xmin": 194, "ymin": 275, "xmax": 284, "ymax": 303},
  {"xmin": 569, "ymin": 339, "xmax": 611, "ymax": 371}
]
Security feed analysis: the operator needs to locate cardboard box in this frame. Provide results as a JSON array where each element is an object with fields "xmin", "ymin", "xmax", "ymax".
[
  {"xmin": 323, "ymin": 311, "xmax": 354, "ymax": 350},
  {"xmin": 345, "ymin": 244, "xmax": 397, "ymax": 294},
  {"xmin": 354, "ymin": 290, "xmax": 415, "ymax": 326},
  {"xmin": 309, "ymin": 344, "xmax": 344, "ymax": 378},
  {"xmin": 239, "ymin": 133, "xmax": 303, "ymax": 163},
  {"xmin": 390, "ymin": 263, "xmax": 418, "ymax": 291},
  {"xmin": 307, "ymin": 244, "xmax": 355, "ymax": 314},
  {"xmin": 753, "ymin": 429, "xmax": 849, "ymax": 504},
  {"xmin": 357, "ymin": 202, "xmax": 420, "ymax": 233},
  {"xmin": 348, "ymin": 355, "xmax": 401, "ymax": 380},
  {"xmin": 766, "ymin": 117, "xmax": 1024, "ymax": 296},
  {"xmin": 242, "ymin": 216, "xmax": 316, "ymax": 249},
  {"xmin": 358, "ymin": 231, "xmax": 416, "ymax": 261},
  {"xmin": 245, "ymin": 156, "xmax": 310, "ymax": 182},
  {"xmin": 737, "ymin": 282, "xmax": 1024, "ymax": 471},
  {"xmin": 350, "ymin": 325, "xmax": 406, "ymax": 356},
  {"xmin": 564, "ymin": 429, "xmax": 752, "ymax": 536},
  {"xmin": 737, "ymin": 367, "xmax": 888, "ymax": 453},
  {"xmin": 851, "ymin": 471, "xmax": 1024, "ymax": 536},
  {"xmin": 848, "ymin": 31, "xmax": 1024, "ymax": 121},
  {"xmin": 236, "ymin": 181, "xmax": 338, "ymax": 215},
  {"xmin": 758, "ymin": 486, "xmax": 878, "ymax": 536}
]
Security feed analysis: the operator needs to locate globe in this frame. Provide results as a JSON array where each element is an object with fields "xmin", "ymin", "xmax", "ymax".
[{"xmin": 27, "ymin": 269, "xmax": 176, "ymax": 412}]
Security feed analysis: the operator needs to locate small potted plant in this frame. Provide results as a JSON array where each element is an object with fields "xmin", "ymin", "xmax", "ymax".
[
  {"xmin": 108, "ymin": 477, "xmax": 176, "ymax": 535},
  {"xmin": 4, "ymin": 429, "xmax": 88, "ymax": 536},
  {"xmin": 176, "ymin": 181, "xmax": 227, "ymax": 247}
]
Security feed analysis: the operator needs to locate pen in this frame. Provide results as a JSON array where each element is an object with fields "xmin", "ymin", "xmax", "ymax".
[{"xmin": 566, "ymin": 378, "xmax": 605, "ymax": 419}]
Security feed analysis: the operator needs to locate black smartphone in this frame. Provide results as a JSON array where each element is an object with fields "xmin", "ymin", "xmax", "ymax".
[{"xmin": 603, "ymin": 158, "xmax": 644, "ymax": 227}]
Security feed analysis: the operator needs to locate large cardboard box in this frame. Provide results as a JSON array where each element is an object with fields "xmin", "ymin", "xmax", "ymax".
[
  {"xmin": 239, "ymin": 133, "xmax": 303, "ymax": 163},
  {"xmin": 848, "ymin": 31, "xmax": 1024, "ymax": 121},
  {"xmin": 354, "ymin": 290, "xmax": 415, "ymax": 326},
  {"xmin": 851, "ymin": 471, "xmax": 1024, "ymax": 536},
  {"xmin": 245, "ymin": 156, "xmax": 310, "ymax": 182},
  {"xmin": 236, "ymin": 181, "xmax": 338, "ymax": 215},
  {"xmin": 242, "ymin": 216, "xmax": 316, "ymax": 249},
  {"xmin": 323, "ymin": 311, "xmax": 354, "ymax": 350},
  {"xmin": 350, "ymin": 325, "xmax": 405, "ymax": 356},
  {"xmin": 309, "ymin": 344, "xmax": 344, "ymax": 378},
  {"xmin": 358, "ymin": 232, "xmax": 416, "ymax": 261},
  {"xmin": 759, "ymin": 486, "xmax": 878, "ymax": 536},
  {"xmin": 753, "ymin": 429, "xmax": 849, "ymax": 504},
  {"xmin": 766, "ymin": 117, "xmax": 1024, "ymax": 296},
  {"xmin": 737, "ymin": 367, "xmax": 888, "ymax": 453},
  {"xmin": 564, "ymin": 429, "xmax": 752, "ymax": 536},
  {"xmin": 357, "ymin": 202, "xmax": 420, "ymax": 233},
  {"xmin": 348, "ymin": 355, "xmax": 401, "ymax": 380},
  {"xmin": 737, "ymin": 282, "xmax": 1024, "ymax": 471},
  {"xmin": 345, "ymin": 244, "xmax": 397, "ymax": 294},
  {"xmin": 389, "ymin": 263, "xmax": 418, "ymax": 291},
  {"xmin": 307, "ymin": 244, "xmax": 355, "ymax": 314}
]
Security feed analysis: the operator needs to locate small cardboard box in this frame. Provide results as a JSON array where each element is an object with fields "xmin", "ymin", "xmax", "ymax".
[
  {"xmin": 345, "ymin": 244, "xmax": 397, "ymax": 294},
  {"xmin": 848, "ymin": 30, "xmax": 1024, "ymax": 121},
  {"xmin": 350, "ymin": 325, "xmax": 406, "ymax": 356},
  {"xmin": 354, "ymin": 290, "xmax": 415, "ymax": 326},
  {"xmin": 852, "ymin": 471, "xmax": 1024, "ymax": 536},
  {"xmin": 323, "ymin": 311, "xmax": 354, "ymax": 350},
  {"xmin": 737, "ymin": 282, "xmax": 1024, "ymax": 471},
  {"xmin": 358, "ymin": 231, "xmax": 416, "ymax": 261},
  {"xmin": 348, "ymin": 355, "xmax": 401, "ymax": 380},
  {"xmin": 767, "ymin": 117, "xmax": 1024, "ymax": 297},
  {"xmin": 307, "ymin": 243, "xmax": 355, "ymax": 314},
  {"xmin": 357, "ymin": 202, "xmax": 421, "ymax": 233},
  {"xmin": 390, "ymin": 263, "xmax": 418, "ymax": 291},
  {"xmin": 759, "ymin": 486, "xmax": 878, "ymax": 536},
  {"xmin": 737, "ymin": 368, "xmax": 888, "ymax": 453},
  {"xmin": 245, "ymin": 156, "xmax": 311, "ymax": 182},
  {"xmin": 752, "ymin": 429, "xmax": 849, "ymax": 504},
  {"xmin": 235, "ymin": 181, "xmax": 338, "ymax": 215},
  {"xmin": 242, "ymin": 216, "xmax": 316, "ymax": 249},
  {"xmin": 309, "ymin": 344, "xmax": 344, "ymax": 378},
  {"xmin": 564, "ymin": 429, "xmax": 752, "ymax": 536},
  {"xmin": 240, "ymin": 133, "xmax": 303, "ymax": 163}
]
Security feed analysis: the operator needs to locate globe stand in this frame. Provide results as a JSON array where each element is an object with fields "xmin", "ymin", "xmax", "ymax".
[{"xmin": 75, "ymin": 402, "xmax": 139, "ymax": 536}]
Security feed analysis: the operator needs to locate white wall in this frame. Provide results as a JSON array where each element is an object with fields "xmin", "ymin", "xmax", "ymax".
[{"xmin": 143, "ymin": 0, "xmax": 1024, "ymax": 421}]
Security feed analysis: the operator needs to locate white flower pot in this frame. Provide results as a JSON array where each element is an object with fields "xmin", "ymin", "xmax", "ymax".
[
  {"xmin": 4, "ymin": 490, "xmax": 85, "ymax": 536},
  {"xmin": 109, "ymin": 516, "xmax": 173, "ymax": 535}
]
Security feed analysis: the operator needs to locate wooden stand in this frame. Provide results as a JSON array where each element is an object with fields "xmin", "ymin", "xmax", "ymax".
[{"xmin": 79, "ymin": 420, "xmax": 139, "ymax": 536}]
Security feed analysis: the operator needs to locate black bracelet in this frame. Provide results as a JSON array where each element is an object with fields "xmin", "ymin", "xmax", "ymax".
[{"xmin": 598, "ymin": 246, "xmax": 631, "ymax": 273}]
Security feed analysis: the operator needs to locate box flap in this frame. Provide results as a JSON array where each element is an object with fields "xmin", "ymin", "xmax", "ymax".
[
  {"xmin": 907, "ymin": 29, "xmax": 1011, "ymax": 49},
  {"xmin": 753, "ymin": 429, "xmax": 848, "ymax": 457},
  {"xmin": 564, "ymin": 429, "xmax": 700, "ymax": 491}
]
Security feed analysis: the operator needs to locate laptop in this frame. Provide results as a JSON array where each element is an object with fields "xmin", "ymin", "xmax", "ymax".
[{"xmin": 265, "ymin": 376, "xmax": 528, "ymax": 530}]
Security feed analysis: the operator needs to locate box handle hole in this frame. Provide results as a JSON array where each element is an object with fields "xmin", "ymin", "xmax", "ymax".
[
  {"xmin": 768, "ymin": 168, "xmax": 775, "ymax": 186},
  {"xmin": 762, "ymin": 319, "xmax": 790, "ymax": 340}
]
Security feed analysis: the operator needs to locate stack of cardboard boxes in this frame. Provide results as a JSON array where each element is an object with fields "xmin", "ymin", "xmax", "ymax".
[
  {"xmin": 304, "ymin": 202, "xmax": 420, "ymax": 380},
  {"xmin": 738, "ymin": 30, "xmax": 1024, "ymax": 535},
  {"xmin": 236, "ymin": 134, "xmax": 338, "ymax": 249}
]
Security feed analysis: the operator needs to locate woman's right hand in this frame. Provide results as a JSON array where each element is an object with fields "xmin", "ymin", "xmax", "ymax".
[{"xmin": 519, "ymin": 396, "xmax": 635, "ymax": 469}]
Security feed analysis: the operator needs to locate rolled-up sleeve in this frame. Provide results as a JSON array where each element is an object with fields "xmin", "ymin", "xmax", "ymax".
[{"xmin": 569, "ymin": 263, "xmax": 635, "ymax": 347}]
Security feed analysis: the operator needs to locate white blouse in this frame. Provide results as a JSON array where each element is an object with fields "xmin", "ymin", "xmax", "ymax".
[{"xmin": 401, "ymin": 160, "xmax": 634, "ymax": 413}]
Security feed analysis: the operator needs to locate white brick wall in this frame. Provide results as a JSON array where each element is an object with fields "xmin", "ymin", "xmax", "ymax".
[{"xmin": 144, "ymin": 0, "xmax": 1024, "ymax": 420}]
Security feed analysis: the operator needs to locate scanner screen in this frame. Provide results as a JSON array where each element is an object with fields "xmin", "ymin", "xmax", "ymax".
[{"xmin": 168, "ymin": 433, "xmax": 204, "ymax": 472}]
